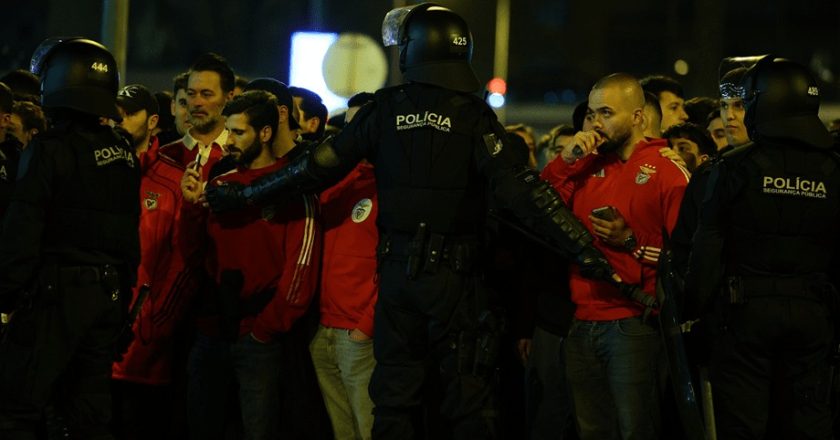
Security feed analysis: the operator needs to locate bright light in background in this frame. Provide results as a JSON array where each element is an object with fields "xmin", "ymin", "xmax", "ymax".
[
  {"xmin": 488, "ymin": 92, "xmax": 506, "ymax": 108},
  {"xmin": 289, "ymin": 32, "xmax": 347, "ymax": 113},
  {"xmin": 487, "ymin": 77, "xmax": 507, "ymax": 95},
  {"xmin": 674, "ymin": 59, "xmax": 690, "ymax": 76}
]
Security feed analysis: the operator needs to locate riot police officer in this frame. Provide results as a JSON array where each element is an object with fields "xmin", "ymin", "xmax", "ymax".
[
  {"xmin": 0, "ymin": 38, "xmax": 140, "ymax": 439},
  {"xmin": 686, "ymin": 57, "xmax": 840, "ymax": 439},
  {"xmin": 205, "ymin": 4, "xmax": 630, "ymax": 439}
]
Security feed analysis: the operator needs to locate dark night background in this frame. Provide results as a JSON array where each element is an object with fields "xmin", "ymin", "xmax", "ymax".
[{"xmin": 3, "ymin": 0, "xmax": 839, "ymax": 126}]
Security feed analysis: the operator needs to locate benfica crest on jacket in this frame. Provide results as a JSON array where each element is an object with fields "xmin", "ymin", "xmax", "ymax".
[
  {"xmin": 635, "ymin": 164, "xmax": 657, "ymax": 185},
  {"xmin": 144, "ymin": 191, "xmax": 160, "ymax": 210}
]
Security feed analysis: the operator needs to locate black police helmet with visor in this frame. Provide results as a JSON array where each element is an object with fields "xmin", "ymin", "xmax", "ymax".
[
  {"xmin": 30, "ymin": 37, "xmax": 121, "ymax": 121},
  {"xmin": 382, "ymin": 3, "xmax": 481, "ymax": 93},
  {"xmin": 731, "ymin": 55, "xmax": 833, "ymax": 149}
]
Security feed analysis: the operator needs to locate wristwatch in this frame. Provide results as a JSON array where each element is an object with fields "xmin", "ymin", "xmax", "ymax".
[{"xmin": 623, "ymin": 233, "xmax": 637, "ymax": 252}]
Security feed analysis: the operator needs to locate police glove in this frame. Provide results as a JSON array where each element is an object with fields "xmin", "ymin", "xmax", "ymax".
[
  {"xmin": 576, "ymin": 246, "xmax": 618, "ymax": 282},
  {"xmin": 205, "ymin": 182, "xmax": 249, "ymax": 213}
]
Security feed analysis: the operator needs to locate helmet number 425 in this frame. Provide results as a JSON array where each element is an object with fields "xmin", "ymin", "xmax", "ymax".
[{"xmin": 452, "ymin": 36, "xmax": 467, "ymax": 46}]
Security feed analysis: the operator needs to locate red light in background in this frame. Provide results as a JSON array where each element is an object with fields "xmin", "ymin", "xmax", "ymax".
[{"xmin": 487, "ymin": 77, "xmax": 507, "ymax": 95}]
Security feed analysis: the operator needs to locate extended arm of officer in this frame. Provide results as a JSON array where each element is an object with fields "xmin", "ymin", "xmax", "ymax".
[
  {"xmin": 204, "ymin": 104, "xmax": 377, "ymax": 212},
  {"xmin": 475, "ymin": 119, "xmax": 618, "ymax": 283}
]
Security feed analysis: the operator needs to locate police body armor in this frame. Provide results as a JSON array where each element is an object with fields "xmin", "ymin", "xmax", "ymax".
[
  {"xmin": 372, "ymin": 83, "xmax": 486, "ymax": 236},
  {"xmin": 37, "ymin": 122, "xmax": 140, "ymax": 274},
  {"xmin": 720, "ymin": 141, "xmax": 840, "ymax": 281}
]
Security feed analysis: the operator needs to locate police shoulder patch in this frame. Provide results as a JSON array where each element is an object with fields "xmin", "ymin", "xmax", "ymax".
[{"xmin": 483, "ymin": 133, "xmax": 503, "ymax": 157}]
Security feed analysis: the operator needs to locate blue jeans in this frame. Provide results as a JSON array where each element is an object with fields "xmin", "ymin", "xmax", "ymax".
[
  {"xmin": 187, "ymin": 333, "xmax": 283, "ymax": 440},
  {"xmin": 310, "ymin": 325, "xmax": 376, "ymax": 440},
  {"xmin": 565, "ymin": 317, "xmax": 661, "ymax": 440}
]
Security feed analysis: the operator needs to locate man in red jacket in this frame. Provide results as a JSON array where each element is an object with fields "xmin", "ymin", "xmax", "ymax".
[
  {"xmin": 310, "ymin": 92, "xmax": 378, "ymax": 439},
  {"xmin": 180, "ymin": 90, "xmax": 320, "ymax": 440},
  {"xmin": 109, "ymin": 53, "xmax": 235, "ymax": 437},
  {"xmin": 541, "ymin": 73, "xmax": 689, "ymax": 440}
]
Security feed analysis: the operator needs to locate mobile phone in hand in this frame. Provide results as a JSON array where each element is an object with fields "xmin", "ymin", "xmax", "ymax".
[{"xmin": 591, "ymin": 206, "xmax": 616, "ymax": 221}]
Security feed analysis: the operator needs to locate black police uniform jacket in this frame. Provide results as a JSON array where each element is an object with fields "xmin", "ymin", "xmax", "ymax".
[
  {"xmin": 0, "ymin": 120, "xmax": 140, "ymax": 310},
  {"xmin": 686, "ymin": 139, "xmax": 840, "ymax": 310}
]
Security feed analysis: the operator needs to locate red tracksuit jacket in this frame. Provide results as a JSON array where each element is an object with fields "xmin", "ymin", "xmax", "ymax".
[
  {"xmin": 113, "ymin": 135, "xmax": 223, "ymax": 384},
  {"xmin": 541, "ymin": 138, "xmax": 689, "ymax": 321},
  {"xmin": 318, "ymin": 162, "xmax": 378, "ymax": 337},
  {"xmin": 181, "ymin": 158, "xmax": 321, "ymax": 342}
]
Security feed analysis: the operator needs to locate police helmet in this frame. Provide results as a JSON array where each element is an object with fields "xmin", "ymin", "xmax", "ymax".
[
  {"xmin": 382, "ymin": 3, "xmax": 480, "ymax": 93},
  {"xmin": 30, "ymin": 37, "xmax": 121, "ymax": 120},
  {"xmin": 740, "ymin": 56, "xmax": 833, "ymax": 149}
]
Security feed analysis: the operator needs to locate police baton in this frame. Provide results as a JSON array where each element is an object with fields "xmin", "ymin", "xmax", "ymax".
[
  {"xmin": 699, "ymin": 366, "xmax": 717, "ymax": 440},
  {"xmin": 129, "ymin": 284, "xmax": 150, "ymax": 324}
]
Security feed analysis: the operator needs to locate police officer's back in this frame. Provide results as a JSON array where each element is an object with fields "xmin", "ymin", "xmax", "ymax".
[
  {"xmin": 0, "ymin": 38, "xmax": 139, "ymax": 440},
  {"xmin": 687, "ymin": 57, "xmax": 839, "ymax": 439}
]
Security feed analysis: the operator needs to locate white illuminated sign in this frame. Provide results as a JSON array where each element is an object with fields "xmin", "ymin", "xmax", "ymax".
[{"xmin": 289, "ymin": 32, "xmax": 347, "ymax": 113}]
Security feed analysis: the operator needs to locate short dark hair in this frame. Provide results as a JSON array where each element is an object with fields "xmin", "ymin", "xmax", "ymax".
[
  {"xmin": 706, "ymin": 109, "xmax": 722, "ymax": 127},
  {"xmin": 12, "ymin": 100, "xmax": 47, "ymax": 134},
  {"xmin": 222, "ymin": 90, "xmax": 279, "ymax": 143},
  {"xmin": 662, "ymin": 122, "xmax": 717, "ymax": 158},
  {"xmin": 643, "ymin": 91, "xmax": 662, "ymax": 120},
  {"xmin": 0, "ymin": 82, "xmax": 12, "ymax": 113},
  {"xmin": 154, "ymin": 91, "xmax": 175, "ymax": 132},
  {"xmin": 640, "ymin": 75, "xmax": 685, "ymax": 100},
  {"xmin": 505, "ymin": 123, "xmax": 534, "ymax": 139},
  {"xmin": 289, "ymin": 87, "xmax": 327, "ymax": 138},
  {"xmin": 234, "ymin": 75, "xmax": 249, "ymax": 91},
  {"xmin": 348, "ymin": 92, "xmax": 374, "ymax": 108},
  {"xmin": 173, "ymin": 71, "xmax": 189, "ymax": 95},
  {"xmin": 684, "ymin": 96, "xmax": 718, "ymax": 126},
  {"xmin": 550, "ymin": 124, "xmax": 576, "ymax": 138},
  {"xmin": 572, "ymin": 100, "xmax": 589, "ymax": 132},
  {"xmin": 189, "ymin": 53, "xmax": 235, "ymax": 93},
  {"xmin": 0, "ymin": 69, "xmax": 40, "ymax": 100}
]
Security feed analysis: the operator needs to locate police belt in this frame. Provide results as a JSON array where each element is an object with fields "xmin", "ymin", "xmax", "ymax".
[
  {"xmin": 725, "ymin": 274, "xmax": 832, "ymax": 304},
  {"xmin": 378, "ymin": 230, "xmax": 481, "ymax": 277},
  {"xmin": 55, "ymin": 264, "xmax": 122, "ymax": 286}
]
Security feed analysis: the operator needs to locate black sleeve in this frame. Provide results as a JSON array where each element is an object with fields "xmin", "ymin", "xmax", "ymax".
[
  {"xmin": 671, "ymin": 166, "xmax": 712, "ymax": 278},
  {"xmin": 275, "ymin": 100, "xmax": 378, "ymax": 190},
  {"xmin": 684, "ymin": 161, "xmax": 732, "ymax": 316},
  {"xmin": 472, "ymin": 110, "xmax": 616, "ymax": 283},
  {"xmin": 473, "ymin": 112, "xmax": 592, "ymax": 256},
  {"xmin": 297, "ymin": 101, "xmax": 375, "ymax": 187},
  {"xmin": 0, "ymin": 139, "xmax": 56, "ymax": 308}
]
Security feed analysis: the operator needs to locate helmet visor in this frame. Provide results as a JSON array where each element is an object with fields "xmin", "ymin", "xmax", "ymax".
[
  {"xmin": 30, "ymin": 36, "xmax": 83, "ymax": 75},
  {"xmin": 382, "ymin": 6, "xmax": 420, "ymax": 47}
]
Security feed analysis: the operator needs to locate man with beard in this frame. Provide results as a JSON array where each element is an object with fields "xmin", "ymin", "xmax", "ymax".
[
  {"xmin": 180, "ymin": 90, "xmax": 320, "ymax": 440},
  {"xmin": 115, "ymin": 84, "xmax": 160, "ymax": 157},
  {"xmin": 541, "ymin": 73, "xmax": 689, "ymax": 440}
]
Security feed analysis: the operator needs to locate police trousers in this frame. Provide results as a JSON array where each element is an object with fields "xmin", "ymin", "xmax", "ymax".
[
  {"xmin": 368, "ymin": 258, "xmax": 499, "ymax": 440},
  {"xmin": 0, "ymin": 265, "xmax": 126, "ymax": 439},
  {"xmin": 711, "ymin": 295, "xmax": 834, "ymax": 439}
]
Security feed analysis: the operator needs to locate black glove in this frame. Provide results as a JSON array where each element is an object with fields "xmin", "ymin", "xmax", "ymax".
[
  {"xmin": 576, "ymin": 246, "xmax": 616, "ymax": 282},
  {"xmin": 205, "ymin": 182, "xmax": 248, "ymax": 213}
]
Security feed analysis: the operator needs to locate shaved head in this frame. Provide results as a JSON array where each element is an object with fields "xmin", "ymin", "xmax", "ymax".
[
  {"xmin": 587, "ymin": 73, "xmax": 646, "ymax": 156},
  {"xmin": 591, "ymin": 73, "xmax": 645, "ymax": 110}
]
